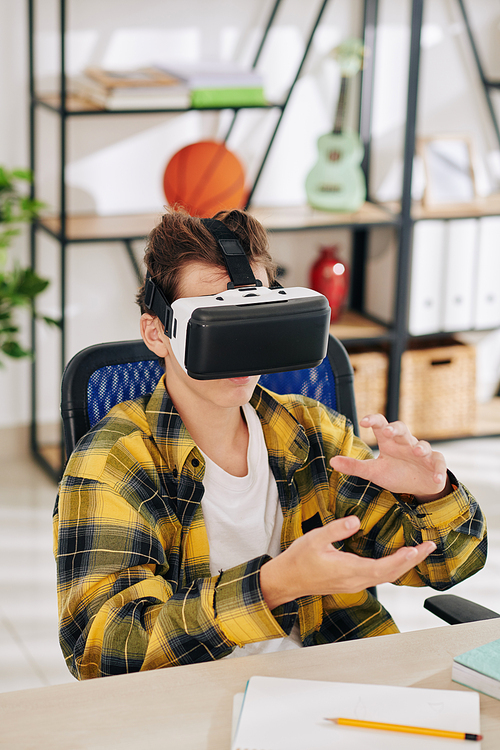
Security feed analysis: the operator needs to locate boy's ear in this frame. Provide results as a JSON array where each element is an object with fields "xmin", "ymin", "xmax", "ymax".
[{"xmin": 140, "ymin": 313, "xmax": 169, "ymax": 358}]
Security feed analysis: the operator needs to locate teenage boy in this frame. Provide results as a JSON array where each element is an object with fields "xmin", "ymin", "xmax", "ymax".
[{"xmin": 54, "ymin": 208, "xmax": 486, "ymax": 680}]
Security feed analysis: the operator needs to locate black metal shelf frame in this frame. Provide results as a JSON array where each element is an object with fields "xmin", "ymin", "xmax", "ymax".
[
  {"xmin": 34, "ymin": 99, "xmax": 284, "ymax": 118},
  {"xmin": 27, "ymin": 0, "xmax": 500, "ymax": 480},
  {"xmin": 27, "ymin": 0, "xmax": 336, "ymax": 480},
  {"xmin": 34, "ymin": 221, "xmax": 158, "ymax": 246}
]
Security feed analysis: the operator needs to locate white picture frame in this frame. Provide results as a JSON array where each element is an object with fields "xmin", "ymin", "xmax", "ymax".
[{"xmin": 418, "ymin": 135, "xmax": 476, "ymax": 206}]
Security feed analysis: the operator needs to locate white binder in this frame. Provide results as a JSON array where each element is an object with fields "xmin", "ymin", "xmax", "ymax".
[
  {"xmin": 474, "ymin": 216, "xmax": 500, "ymax": 329},
  {"xmin": 408, "ymin": 220, "xmax": 446, "ymax": 335},
  {"xmin": 442, "ymin": 218, "xmax": 477, "ymax": 332}
]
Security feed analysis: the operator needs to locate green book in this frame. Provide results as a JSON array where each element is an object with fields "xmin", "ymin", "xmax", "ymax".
[
  {"xmin": 191, "ymin": 87, "xmax": 266, "ymax": 108},
  {"xmin": 452, "ymin": 637, "xmax": 500, "ymax": 700}
]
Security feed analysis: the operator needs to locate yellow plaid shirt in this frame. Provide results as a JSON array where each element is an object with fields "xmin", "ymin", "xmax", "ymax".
[{"xmin": 54, "ymin": 377, "xmax": 486, "ymax": 679}]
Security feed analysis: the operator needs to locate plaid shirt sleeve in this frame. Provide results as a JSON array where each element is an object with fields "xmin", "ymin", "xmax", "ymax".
[
  {"xmin": 54, "ymin": 425, "xmax": 297, "ymax": 680},
  {"xmin": 323, "ymin": 411, "xmax": 487, "ymax": 590}
]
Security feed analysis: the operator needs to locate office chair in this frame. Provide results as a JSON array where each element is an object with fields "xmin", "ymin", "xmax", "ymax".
[
  {"xmin": 61, "ymin": 339, "xmax": 162, "ymax": 458},
  {"xmin": 60, "ymin": 334, "xmax": 359, "ymax": 457},
  {"xmin": 60, "ymin": 335, "xmax": 498, "ymax": 627}
]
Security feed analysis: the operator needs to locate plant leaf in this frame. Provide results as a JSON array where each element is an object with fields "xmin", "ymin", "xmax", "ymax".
[
  {"xmin": 39, "ymin": 315, "xmax": 61, "ymax": 328},
  {"xmin": 11, "ymin": 169, "xmax": 33, "ymax": 182},
  {"xmin": 1, "ymin": 340, "xmax": 30, "ymax": 358}
]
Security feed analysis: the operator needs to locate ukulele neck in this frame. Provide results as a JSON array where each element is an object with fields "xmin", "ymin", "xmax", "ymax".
[{"xmin": 333, "ymin": 76, "xmax": 348, "ymax": 135}]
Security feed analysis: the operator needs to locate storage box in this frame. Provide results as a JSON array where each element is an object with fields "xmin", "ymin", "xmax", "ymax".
[
  {"xmin": 348, "ymin": 350, "xmax": 388, "ymax": 445},
  {"xmin": 399, "ymin": 340, "xmax": 476, "ymax": 440}
]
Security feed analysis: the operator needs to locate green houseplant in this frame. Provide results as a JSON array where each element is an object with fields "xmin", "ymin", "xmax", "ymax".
[{"xmin": 0, "ymin": 166, "xmax": 53, "ymax": 362}]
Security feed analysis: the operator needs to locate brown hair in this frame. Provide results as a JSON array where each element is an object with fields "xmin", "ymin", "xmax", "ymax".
[{"xmin": 136, "ymin": 207, "xmax": 277, "ymax": 314}]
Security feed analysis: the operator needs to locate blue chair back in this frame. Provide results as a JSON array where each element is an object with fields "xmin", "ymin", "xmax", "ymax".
[
  {"xmin": 87, "ymin": 359, "xmax": 163, "ymax": 429},
  {"xmin": 61, "ymin": 336, "xmax": 357, "ymax": 459},
  {"xmin": 260, "ymin": 360, "xmax": 337, "ymax": 411}
]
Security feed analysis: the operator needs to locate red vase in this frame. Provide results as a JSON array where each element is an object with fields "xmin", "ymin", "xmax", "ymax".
[{"xmin": 309, "ymin": 245, "xmax": 350, "ymax": 322}]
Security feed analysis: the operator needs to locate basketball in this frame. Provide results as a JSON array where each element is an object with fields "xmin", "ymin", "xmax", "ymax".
[{"xmin": 163, "ymin": 140, "xmax": 246, "ymax": 217}]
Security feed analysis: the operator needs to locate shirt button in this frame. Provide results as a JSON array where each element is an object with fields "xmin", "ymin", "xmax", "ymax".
[
  {"xmin": 172, "ymin": 467, "xmax": 178, "ymax": 478},
  {"xmin": 191, "ymin": 458, "xmax": 200, "ymax": 467}
]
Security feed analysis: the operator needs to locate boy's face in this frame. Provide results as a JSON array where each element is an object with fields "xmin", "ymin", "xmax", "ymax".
[{"xmin": 142, "ymin": 261, "xmax": 269, "ymax": 412}]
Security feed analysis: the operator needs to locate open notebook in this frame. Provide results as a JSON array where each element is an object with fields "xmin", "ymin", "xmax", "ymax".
[{"xmin": 231, "ymin": 676, "xmax": 481, "ymax": 750}]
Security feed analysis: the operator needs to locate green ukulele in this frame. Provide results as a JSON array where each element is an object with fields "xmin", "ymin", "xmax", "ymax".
[{"xmin": 305, "ymin": 38, "xmax": 366, "ymax": 213}]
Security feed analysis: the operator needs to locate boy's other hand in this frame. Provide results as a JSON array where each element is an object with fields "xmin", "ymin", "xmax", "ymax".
[
  {"xmin": 260, "ymin": 515, "xmax": 436, "ymax": 610},
  {"xmin": 330, "ymin": 414, "xmax": 451, "ymax": 501}
]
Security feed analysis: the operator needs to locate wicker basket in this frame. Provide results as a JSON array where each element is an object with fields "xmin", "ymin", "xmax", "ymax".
[
  {"xmin": 399, "ymin": 341, "xmax": 476, "ymax": 440},
  {"xmin": 348, "ymin": 350, "xmax": 388, "ymax": 445}
]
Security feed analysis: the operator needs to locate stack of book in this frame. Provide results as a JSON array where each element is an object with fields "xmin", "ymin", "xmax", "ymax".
[
  {"xmin": 71, "ymin": 66, "xmax": 190, "ymax": 110},
  {"xmin": 71, "ymin": 63, "xmax": 267, "ymax": 111},
  {"xmin": 157, "ymin": 62, "xmax": 267, "ymax": 108},
  {"xmin": 452, "ymin": 636, "xmax": 500, "ymax": 700}
]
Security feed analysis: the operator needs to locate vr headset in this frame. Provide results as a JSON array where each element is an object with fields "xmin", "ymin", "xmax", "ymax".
[{"xmin": 144, "ymin": 218, "xmax": 331, "ymax": 380}]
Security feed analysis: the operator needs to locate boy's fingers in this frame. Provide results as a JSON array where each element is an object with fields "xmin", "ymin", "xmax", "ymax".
[
  {"xmin": 413, "ymin": 440, "xmax": 432, "ymax": 456},
  {"xmin": 382, "ymin": 421, "xmax": 418, "ymax": 446},
  {"xmin": 317, "ymin": 516, "xmax": 361, "ymax": 544},
  {"xmin": 402, "ymin": 540, "xmax": 436, "ymax": 561},
  {"xmin": 335, "ymin": 541, "xmax": 437, "ymax": 592},
  {"xmin": 329, "ymin": 455, "xmax": 372, "ymax": 479},
  {"xmin": 359, "ymin": 413, "xmax": 387, "ymax": 430},
  {"xmin": 376, "ymin": 541, "xmax": 436, "ymax": 582}
]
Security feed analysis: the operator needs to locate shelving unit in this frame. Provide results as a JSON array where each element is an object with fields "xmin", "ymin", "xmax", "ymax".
[
  {"xmin": 27, "ymin": 0, "xmax": 500, "ymax": 480},
  {"xmin": 27, "ymin": 0, "xmax": 332, "ymax": 478},
  {"xmin": 39, "ymin": 200, "xmax": 396, "ymax": 242},
  {"xmin": 379, "ymin": 0, "xmax": 500, "ymax": 440},
  {"xmin": 385, "ymin": 193, "xmax": 500, "ymax": 221},
  {"xmin": 260, "ymin": 0, "xmax": 500, "ymax": 440},
  {"xmin": 27, "ymin": 0, "xmax": 390, "ymax": 480}
]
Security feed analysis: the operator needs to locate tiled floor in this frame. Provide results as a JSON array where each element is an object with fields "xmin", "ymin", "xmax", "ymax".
[{"xmin": 0, "ymin": 436, "xmax": 499, "ymax": 693}]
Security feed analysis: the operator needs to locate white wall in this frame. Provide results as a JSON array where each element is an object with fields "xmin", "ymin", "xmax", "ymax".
[{"xmin": 1, "ymin": 0, "xmax": 499, "ymax": 428}]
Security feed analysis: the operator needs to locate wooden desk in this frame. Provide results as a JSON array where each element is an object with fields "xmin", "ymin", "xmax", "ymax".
[{"xmin": 2, "ymin": 620, "xmax": 500, "ymax": 749}]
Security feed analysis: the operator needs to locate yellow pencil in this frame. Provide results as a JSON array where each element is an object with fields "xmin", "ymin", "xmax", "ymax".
[{"xmin": 325, "ymin": 717, "xmax": 482, "ymax": 741}]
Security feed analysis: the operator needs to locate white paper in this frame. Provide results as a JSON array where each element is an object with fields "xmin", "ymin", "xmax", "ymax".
[{"xmin": 231, "ymin": 676, "xmax": 481, "ymax": 750}]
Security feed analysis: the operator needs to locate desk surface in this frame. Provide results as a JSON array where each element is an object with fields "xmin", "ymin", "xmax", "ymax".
[{"xmin": 1, "ymin": 620, "xmax": 500, "ymax": 749}]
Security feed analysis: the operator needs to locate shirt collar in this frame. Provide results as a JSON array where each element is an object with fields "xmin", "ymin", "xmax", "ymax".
[
  {"xmin": 145, "ymin": 377, "xmax": 310, "ymax": 481},
  {"xmin": 145, "ymin": 375, "xmax": 202, "ymax": 478},
  {"xmin": 251, "ymin": 384, "xmax": 310, "ymax": 481}
]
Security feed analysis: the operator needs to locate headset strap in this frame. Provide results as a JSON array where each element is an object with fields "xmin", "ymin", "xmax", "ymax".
[
  {"xmin": 143, "ymin": 218, "xmax": 261, "ymax": 335},
  {"xmin": 143, "ymin": 272, "xmax": 173, "ymax": 336},
  {"xmin": 201, "ymin": 218, "xmax": 260, "ymax": 288}
]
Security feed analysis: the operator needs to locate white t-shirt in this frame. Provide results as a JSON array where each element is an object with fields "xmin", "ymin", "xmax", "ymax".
[{"xmin": 200, "ymin": 402, "xmax": 302, "ymax": 657}]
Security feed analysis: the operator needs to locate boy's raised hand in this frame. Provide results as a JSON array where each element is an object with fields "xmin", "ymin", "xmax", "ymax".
[{"xmin": 330, "ymin": 414, "xmax": 451, "ymax": 501}]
